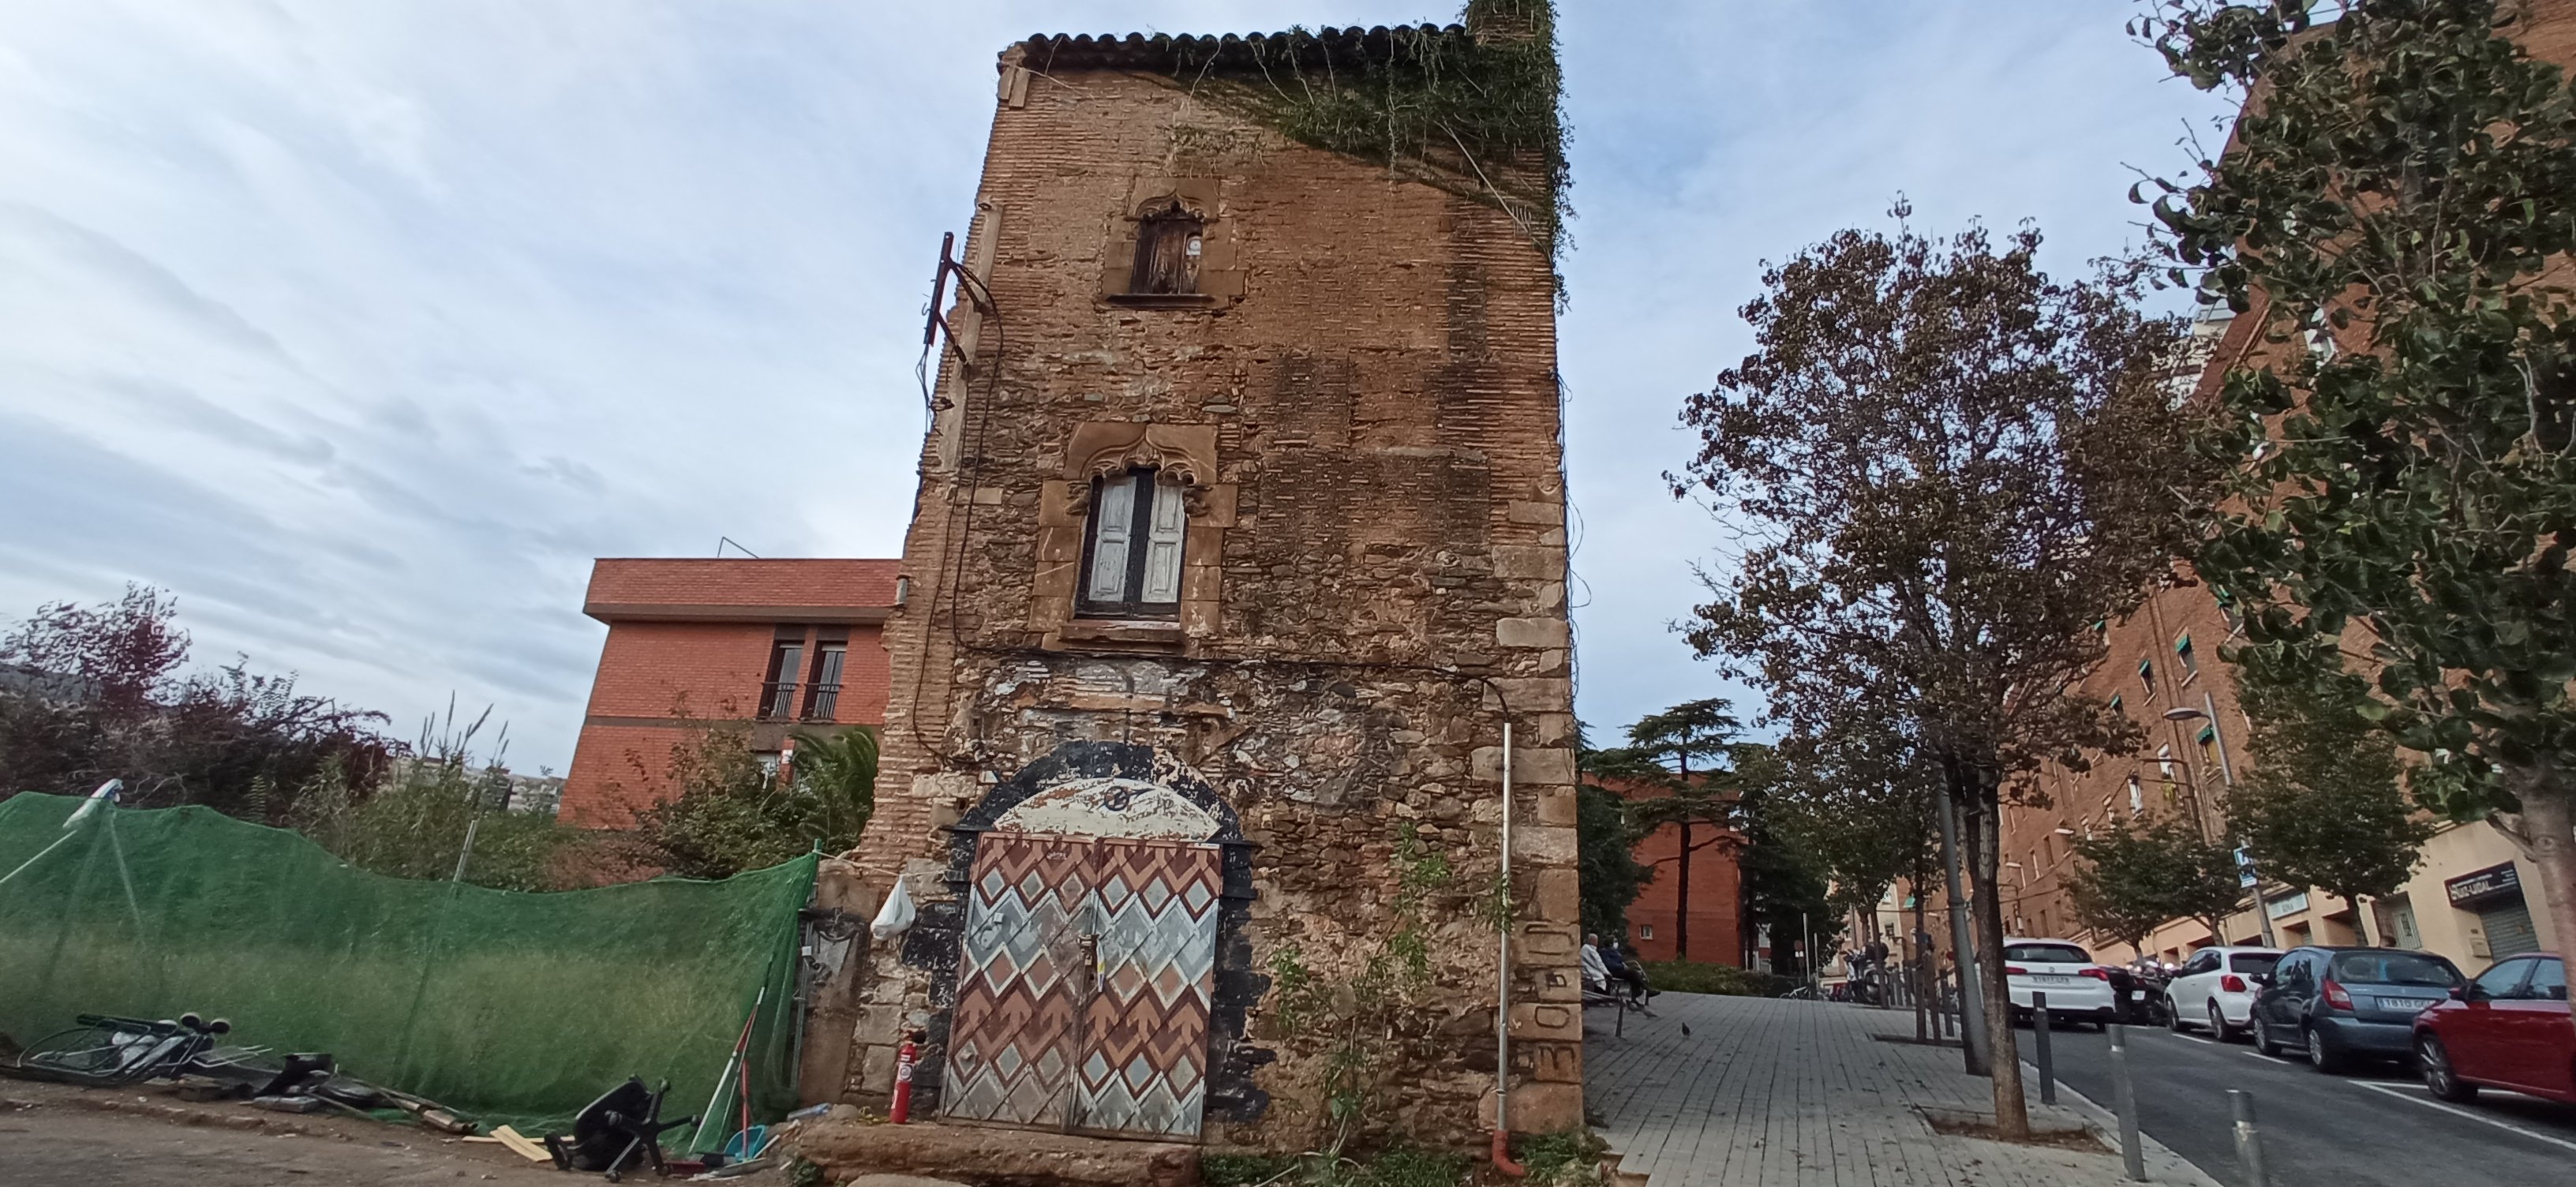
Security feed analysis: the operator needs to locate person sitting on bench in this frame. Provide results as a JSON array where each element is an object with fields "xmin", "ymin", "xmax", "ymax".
[
  {"xmin": 1582, "ymin": 932, "xmax": 1612, "ymax": 997},
  {"xmin": 1603, "ymin": 939, "xmax": 1653, "ymax": 1007}
]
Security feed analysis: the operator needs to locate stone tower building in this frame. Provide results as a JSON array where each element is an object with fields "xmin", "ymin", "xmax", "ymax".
[{"xmin": 847, "ymin": 11, "xmax": 1582, "ymax": 1151}]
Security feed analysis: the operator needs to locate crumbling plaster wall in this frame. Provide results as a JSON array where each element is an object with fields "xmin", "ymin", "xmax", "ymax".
[{"xmin": 846, "ymin": 54, "xmax": 1582, "ymax": 1147}]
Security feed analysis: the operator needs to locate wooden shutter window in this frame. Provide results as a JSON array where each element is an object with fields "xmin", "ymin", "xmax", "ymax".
[
  {"xmin": 1130, "ymin": 203, "xmax": 1204, "ymax": 295},
  {"xmin": 1087, "ymin": 474, "xmax": 1140, "ymax": 603},
  {"xmin": 1140, "ymin": 477, "xmax": 1187, "ymax": 604},
  {"xmin": 1078, "ymin": 469, "xmax": 1185, "ymax": 619}
]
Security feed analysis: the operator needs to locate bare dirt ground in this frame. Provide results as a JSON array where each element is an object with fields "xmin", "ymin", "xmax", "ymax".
[{"xmin": 0, "ymin": 1079, "xmax": 782, "ymax": 1187}]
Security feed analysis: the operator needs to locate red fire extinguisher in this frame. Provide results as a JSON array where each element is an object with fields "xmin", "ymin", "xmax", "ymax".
[{"xmin": 889, "ymin": 1031, "xmax": 923, "ymax": 1124}]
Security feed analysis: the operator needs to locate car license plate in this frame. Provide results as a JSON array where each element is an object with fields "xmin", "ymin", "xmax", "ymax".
[
  {"xmin": 2375, "ymin": 996, "xmax": 2432, "ymax": 1012},
  {"xmin": 2031, "ymin": 975, "xmax": 2074, "ymax": 986}
]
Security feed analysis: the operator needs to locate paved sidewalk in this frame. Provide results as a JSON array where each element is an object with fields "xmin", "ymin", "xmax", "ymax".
[{"xmin": 1584, "ymin": 994, "xmax": 2217, "ymax": 1187}]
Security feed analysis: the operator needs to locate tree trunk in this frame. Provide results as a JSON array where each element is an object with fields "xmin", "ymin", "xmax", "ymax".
[
  {"xmin": 1914, "ymin": 865, "xmax": 1932, "ymax": 1042},
  {"xmin": 1677, "ymin": 818, "xmax": 1693, "ymax": 961},
  {"xmin": 2507, "ymin": 770, "xmax": 2576, "ymax": 1043},
  {"xmin": 1676, "ymin": 752, "xmax": 1692, "ymax": 961},
  {"xmin": 1936, "ymin": 784, "xmax": 1990, "ymax": 1076},
  {"xmin": 1965, "ymin": 781, "xmax": 2031, "ymax": 1140}
]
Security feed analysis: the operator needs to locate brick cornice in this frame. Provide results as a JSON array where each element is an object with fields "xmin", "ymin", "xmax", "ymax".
[{"xmin": 582, "ymin": 601, "xmax": 894, "ymax": 625}]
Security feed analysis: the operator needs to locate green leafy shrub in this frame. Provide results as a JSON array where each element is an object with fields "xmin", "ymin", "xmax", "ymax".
[
  {"xmin": 1515, "ymin": 1129, "xmax": 1612, "ymax": 1185},
  {"xmin": 631, "ymin": 722, "xmax": 875, "ymax": 879}
]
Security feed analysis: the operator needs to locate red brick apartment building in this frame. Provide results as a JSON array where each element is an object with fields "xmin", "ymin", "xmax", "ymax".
[
  {"xmin": 1989, "ymin": 2, "xmax": 2576, "ymax": 972},
  {"xmin": 558, "ymin": 558, "xmax": 898, "ymax": 826},
  {"xmin": 1594, "ymin": 775, "xmax": 1746, "ymax": 964}
]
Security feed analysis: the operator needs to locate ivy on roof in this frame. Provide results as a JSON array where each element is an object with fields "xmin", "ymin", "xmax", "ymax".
[{"xmin": 1050, "ymin": 2, "xmax": 1570, "ymax": 300}]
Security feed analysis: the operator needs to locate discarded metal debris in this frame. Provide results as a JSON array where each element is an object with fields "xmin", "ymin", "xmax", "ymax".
[
  {"xmin": 0, "ymin": 1009, "xmax": 472, "ymax": 1134},
  {"xmin": 5, "ymin": 1012, "xmax": 232, "ymax": 1088},
  {"xmin": 542, "ymin": 1077, "xmax": 695, "ymax": 1182}
]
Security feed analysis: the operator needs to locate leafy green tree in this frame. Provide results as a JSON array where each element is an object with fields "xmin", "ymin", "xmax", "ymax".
[
  {"xmin": 1768, "ymin": 718, "xmax": 1941, "ymax": 924},
  {"xmin": 1676, "ymin": 211, "xmax": 2197, "ymax": 1134},
  {"xmin": 2068, "ymin": 818, "xmax": 2246, "ymax": 954},
  {"xmin": 2228, "ymin": 651, "xmax": 2433, "ymax": 942},
  {"xmin": 635, "ymin": 724, "xmax": 878, "ymax": 879},
  {"xmin": 788, "ymin": 726, "xmax": 878, "ymax": 849},
  {"xmin": 2142, "ymin": 0, "xmax": 2576, "ymax": 972},
  {"xmin": 1573, "ymin": 783, "xmax": 1653, "ymax": 943},
  {"xmin": 1594, "ymin": 699, "xmax": 1743, "ymax": 960},
  {"xmin": 1734, "ymin": 758, "xmax": 1840, "ymax": 978}
]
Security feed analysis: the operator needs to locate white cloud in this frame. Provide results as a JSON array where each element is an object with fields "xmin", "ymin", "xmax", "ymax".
[{"xmin": 0, "ymin": 1, "xmax": 2230, "ymax": 769}]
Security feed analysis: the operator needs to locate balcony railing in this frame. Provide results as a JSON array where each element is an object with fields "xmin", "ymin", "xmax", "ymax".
[
  {"xmin": 802, "ymin": 683, "xmax": 841, "ymax": 721},
  {"xmin": 758, "ymin": 681, "xmax": 799, "ymax": 721}
]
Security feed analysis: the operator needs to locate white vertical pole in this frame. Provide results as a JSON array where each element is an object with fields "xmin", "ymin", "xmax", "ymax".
[{"xmin": 1495, "ymin": 721, "xmax": 1514, "ymax": 1137}]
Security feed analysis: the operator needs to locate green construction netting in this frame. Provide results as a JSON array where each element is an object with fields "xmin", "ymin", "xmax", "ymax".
[{"xmin": 0, "ymin": 792, "xmax": 814, "ymax": 1136}]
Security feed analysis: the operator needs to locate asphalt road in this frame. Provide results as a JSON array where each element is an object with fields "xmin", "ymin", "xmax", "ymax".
[{"xmin": 2027, "ymin": 1019, "xmax": 2576, "ymax": 1187}]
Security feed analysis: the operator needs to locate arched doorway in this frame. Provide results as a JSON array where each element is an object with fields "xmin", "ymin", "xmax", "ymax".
[{"xmin": 940, "ymin": 769, "xmax": 1226, "ymax": 1139}]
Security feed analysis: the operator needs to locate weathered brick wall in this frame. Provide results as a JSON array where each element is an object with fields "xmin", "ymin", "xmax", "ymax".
[{"xmin": 849, "ymin": 47, "xmax": 1582, "ymax": 1148}]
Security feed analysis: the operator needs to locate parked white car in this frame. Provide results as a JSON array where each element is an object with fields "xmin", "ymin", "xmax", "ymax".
[
  {"xmin": 2164, "ymin": 946, "xmax": 2283, "ymax": 1040},
  {"xmin": 2004, "ymin": 938, "xmax": 2117, "ymax": 1028}
]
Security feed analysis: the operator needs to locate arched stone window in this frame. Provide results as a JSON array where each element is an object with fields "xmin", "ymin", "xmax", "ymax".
[{"xmin": 1129, "ymin": 200, "xmax": 1204, "ymax": 295}]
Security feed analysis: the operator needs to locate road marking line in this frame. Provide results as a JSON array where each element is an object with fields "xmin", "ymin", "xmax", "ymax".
[{"xmin": 2352, "ymin": 1080, "xmax": 2576, "ymax": 1153}]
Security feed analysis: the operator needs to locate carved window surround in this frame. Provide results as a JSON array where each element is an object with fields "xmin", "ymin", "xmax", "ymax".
[
  {"xmin": 1099, "ymin": 178, "xmax": 1242, "ymax": 305},
  {"xmin": 1034, "ymin": 422, "xmax": 1231, "ymax": 653}
]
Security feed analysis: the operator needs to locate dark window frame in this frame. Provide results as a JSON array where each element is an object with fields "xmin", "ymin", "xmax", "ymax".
[
  {"xmin": 1076, "ymin": 469, "xmax": 1185, "ymax": 620},
  {"xmin": 802, "ymin": 639, "xmax": 848, "ymax": 721},
  {"xmin": 1129, "ymin": 200, "xmax": 1204, "ymax": 296},
  {"xmin": 760, "ymin": 635, "xmax": 805, "ymax": 721}
]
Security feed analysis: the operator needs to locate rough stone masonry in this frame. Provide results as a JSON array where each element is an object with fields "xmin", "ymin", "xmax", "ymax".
[{"xmin": 842, "ymin": 16, "xmax": 1583, "ymax": 1153}]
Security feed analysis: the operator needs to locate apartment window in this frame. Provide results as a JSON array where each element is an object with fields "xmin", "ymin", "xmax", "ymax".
[
  {"xmin": 1638, "ymin": 924, "xmax": 1655, "ymax": 942},
  {"xmin": 2108, "ymin": 693, "xmax": 2124, "ymax": 715},
  {"xmin": 2127, "ymin": 774, "xmax": 2145, "ymax": 815},
  {"xmin": 759, "ymin": 633, "xmax": 804, "ymax": 720},
  {"xmin": 2137, "ymin": 657, "xmax": 2156, "ymax": 696},
  {"xmin": 2215, "ymin": 590, "xmax": 2245, "ymax": 635},
  {"xmin": 802, "ymin": 635, "xmax": 848, "ymax": 721},
  {"xmin": 2174, "ymin": 632, "xmax": 2199, "ymax": 681},
  {"xmin": 1079, "ymin": 469, "xmax": 1186, "ymax": 617},
  {"xmin": 2197, "ymin": 727, "xmax": 2221, "ymax": 785},
  {"xmin": 1130, "ymin": 200, "xmax": 1204, "ymax": 295}
]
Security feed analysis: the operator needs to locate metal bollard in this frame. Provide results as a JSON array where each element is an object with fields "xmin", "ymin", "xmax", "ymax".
[
  {"xmin": 2108, "ymin": 1024, "xmax": 2145, "ymax": 1182},
  {"xmin": 2032, "ymin": 991, "xmax": 2057, "ymax": 1105},
  {"xmin": 2230, "ymin": 1089, "xmax": 2269, "ymax": 1187}
]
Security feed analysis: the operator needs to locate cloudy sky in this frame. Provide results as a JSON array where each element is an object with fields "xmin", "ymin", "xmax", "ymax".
[{"xmin": 0, "ymin": 2, "xmax": 2234, "ymax": 772}]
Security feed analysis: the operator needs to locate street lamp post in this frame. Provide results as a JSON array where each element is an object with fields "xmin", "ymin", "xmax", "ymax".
[{"xmin": 2164, "ymin": 696, "xmax": 2278, "ymax": 949}]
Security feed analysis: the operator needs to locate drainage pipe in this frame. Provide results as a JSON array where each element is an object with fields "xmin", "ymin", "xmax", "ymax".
[{"xmin": 1491, "ymin": 720, "xmax": 1526, "ymax": 1178}]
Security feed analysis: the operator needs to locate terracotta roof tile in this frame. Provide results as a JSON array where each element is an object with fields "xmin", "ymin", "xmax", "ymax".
[{"xmin": 1013, "ymin": 24, "xmax": 1471, "ymax": 73}]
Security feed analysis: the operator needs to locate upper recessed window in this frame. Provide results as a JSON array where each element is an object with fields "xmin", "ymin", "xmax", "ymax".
[
  {"xmin": 1079, "ymin": 469, "xmax": 1185, "ymax": 618},
  {"xmin": 759, "ymin": 633, "xmax": 804, "ymax": 721},
  {"xmin": 1131, "ymin": 200, "xmax": 1204, "ymax": 296}
]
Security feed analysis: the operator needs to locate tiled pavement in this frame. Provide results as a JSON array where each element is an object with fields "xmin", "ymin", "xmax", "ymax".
[{"xmin": 1584, "ymin": 994, "xmax": 2218, "ymax": 1187}]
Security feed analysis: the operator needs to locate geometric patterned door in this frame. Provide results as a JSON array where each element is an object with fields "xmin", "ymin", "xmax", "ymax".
[{"xmin": 942, "ymin": 831, "xmax": 1220, "ymax": 1140}]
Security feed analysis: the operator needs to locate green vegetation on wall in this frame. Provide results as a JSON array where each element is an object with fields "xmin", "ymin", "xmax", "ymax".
[{"xmin": 1159, "ymin": 1, "xmax": 1570, "ymax": 286}]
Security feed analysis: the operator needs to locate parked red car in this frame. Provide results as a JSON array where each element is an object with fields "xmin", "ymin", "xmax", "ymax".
[{"xmin": 2413, "ymin": 953, "xmax": 2573, "ymax": 1105}]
